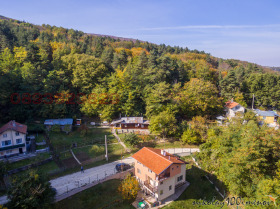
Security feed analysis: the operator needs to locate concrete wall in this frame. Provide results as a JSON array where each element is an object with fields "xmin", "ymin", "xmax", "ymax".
[
  {"xmin": 117, "ymin": 129, "xmax": 150, "ymax": 135},
  {"xmin": 156, "ymin": 176, "xmax": 175, "ymax": 201}
]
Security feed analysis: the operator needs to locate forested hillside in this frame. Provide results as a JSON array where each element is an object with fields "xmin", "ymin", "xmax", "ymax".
[{"xmin": 1, "ymin": 16, "xmax": 280, "ymax": 123}]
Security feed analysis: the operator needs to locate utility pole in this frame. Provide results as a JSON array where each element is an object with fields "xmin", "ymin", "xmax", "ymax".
[
  {"xmin": 105, "ymin": 135, "xmax": 108, "ymax": 162},
  {"xmin": 252, "ymin": 94, "xmax": 255, "ymax": 110}
]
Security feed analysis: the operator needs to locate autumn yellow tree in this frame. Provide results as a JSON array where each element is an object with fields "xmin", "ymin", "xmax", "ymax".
[{"xmin": 118, "ymin": 174, "xmax": 140, "ymax": 200}]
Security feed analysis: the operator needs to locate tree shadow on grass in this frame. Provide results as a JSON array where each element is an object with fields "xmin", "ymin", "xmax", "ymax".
[{"xmin": 166, "ymin": 166, "xmax": 227, "ymax": 209}]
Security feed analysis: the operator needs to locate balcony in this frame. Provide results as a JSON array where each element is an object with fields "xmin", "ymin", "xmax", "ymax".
[
  {"xmin": 144, "ymin": 180, "xmax": 158, "ymax": 193},
  {"xmin": 0, "ymin": 143, "xmax": 25, "ymax": 152}
]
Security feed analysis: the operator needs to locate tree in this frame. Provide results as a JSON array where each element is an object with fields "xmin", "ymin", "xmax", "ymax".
[
  {"xmin": 176, "ymin": 78, "xmax": 222, "ymax": 118},
  {"xmin": 51, "ymin": 124, "xmax": 60, "ymax": 133},
  {"xmin": 197, "ymin": 120, "xmax": 280, "ymax": 198},
  {"xmin": 63, "ymin": 124, "xmax": 71, "ymax": 134},
  {"xmin": 181, "ymin": 116, "xmax": 208, "ymax": 144},
  {"xmin": 118, "ymin": 174, "xmax": 140, "ymax": 200},
  {"xmin": 181, "ymin": 129, "xmax": 200, "ymax": 144},
  {"xmin": 234, "ymin": 92, "xmax": 247, "ymax": 108},
  {"xmin": 123, "ymin": 133, "xmax": 141, "ymax": 147},
  {"xmin": 149, "ymin": 110, "xmax": 177, "ymax": 138},
  {"xmin": 61, "ymin": 53, "xmax": 110, "ymax": 94},
  {"xmin": 7, "ymin": 171, "xmax": 56, "ymax": 209},
  {"xmin": 244, "ymin": 110, "xmax": 257, "ymax": 122},
  {"xmin": 0, "ymin": 161, "xmax": 9, "ymax": 189}
]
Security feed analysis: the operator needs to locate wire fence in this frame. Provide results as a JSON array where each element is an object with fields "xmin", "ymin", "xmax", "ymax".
[{"xmin": 53, "ymin": 165, "xmax": 134, "ymax": 198}]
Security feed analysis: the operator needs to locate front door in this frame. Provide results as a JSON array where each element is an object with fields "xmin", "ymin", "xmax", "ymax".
[{"xmin": 19, "ymin": 148, "xmax": 23, "ymax": 154}]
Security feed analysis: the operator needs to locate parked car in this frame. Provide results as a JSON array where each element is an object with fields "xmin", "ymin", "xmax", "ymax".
[{"xmin": 115, "ymin": 163, "xmax": 131, "ymax": 172}]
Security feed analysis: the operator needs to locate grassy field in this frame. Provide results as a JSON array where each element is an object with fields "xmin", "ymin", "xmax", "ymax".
[
  {"xmin": 9, "ymin": 128, "xmax": 121, "ymax": 179},
  {"xmin": 53, "ymin": 179, "xmax": 134, "ymax": 209},
  {"xmin": 45, "ymin": 128, "xmax": 117, "ymax": 152},
  {"xmin": 118, "ymin": 133, "xmax": 199, "ymax": 150},
  {"xmin": 163, "ymin": 156, "xmax": 228, "ymax": 209},
  {"xmin": 8, "ymin": 152, "xmax": 51, "ymax": 170}
]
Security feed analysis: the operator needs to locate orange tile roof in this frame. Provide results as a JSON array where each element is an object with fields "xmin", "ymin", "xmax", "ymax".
[
  {"xmin": 0, "ymin": 120, "xmax": 27, "ymax": 134},
  {"xmin": 132, "ymin": 147, "xmax": 186, "ymax": 175},
  {"xmin": 225, "ymin": 101, "xmax": 239, "ymax": 109}
]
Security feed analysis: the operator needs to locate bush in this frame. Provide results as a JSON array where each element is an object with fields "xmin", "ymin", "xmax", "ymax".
[
  {"xmin": 90, "ymin": 145, "xmax": 105, "ymax": 155},
  {"xmin": 123, "ymin": 133, "xmax": 141, "ymax": 147},
  {"xmin": 181, "ymin": 129, "xmax": 202, "ymax": 144}
]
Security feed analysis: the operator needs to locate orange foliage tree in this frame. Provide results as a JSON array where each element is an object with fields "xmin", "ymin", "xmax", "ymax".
[{"xmin": 118, "ymin": 174, "xmax": 140, "ymax": 200}]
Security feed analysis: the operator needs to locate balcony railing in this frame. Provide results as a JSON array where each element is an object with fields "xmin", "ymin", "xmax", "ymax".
[
  {"xmin": 0, "ymin": 143, "xmax": 25, "ymax": 152},
  {"xmin": 158, "ymin": 173, "xmax": 170, "ymax": 181},
  {"xmin": 144, "ymin": 180, "xmax": 158, "ymax": 193}
]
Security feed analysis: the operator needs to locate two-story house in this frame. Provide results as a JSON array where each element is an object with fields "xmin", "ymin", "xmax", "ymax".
[
  {"xmin": 0, "ymin": 120, "xmax": 27, "ymax": 156},
  {"xmin": 132, "ymin": 147, "xmax": 186, "ymax": 203},
  {"xmin": 225, "ymin": 100, "xmax": 245, "ymax": 119}
]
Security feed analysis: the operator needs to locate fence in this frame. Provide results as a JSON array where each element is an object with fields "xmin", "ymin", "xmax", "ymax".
[
  {"xmin": 54, "ymin": 166, "xmax": 135, "ymax": 202},
  {"xmin": 163, "ymin": 148, "xmax": 200, "ymax": 156},
  {"xmin": 7, "ymin": 157, "xmax": 53, "ymax": 175},
  {"xmin": 191, "ymin": 156, "xmax": 226, "ymax": 199}
]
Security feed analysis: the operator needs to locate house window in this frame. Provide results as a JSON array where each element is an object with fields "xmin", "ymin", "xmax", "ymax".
[
  {"xmin": 177, "ymin": 166, "xmax": 179, "ymax": 168},
  {"xmin": 135, "ymin": 124, "xmax": 138, "ymax": 127},
  {"xmin": 137, "ymin": 168, "xmax": 141, "ymax": 174},
  {"xmin": 15, "ymin": 132, "xmax": 19, "ymax": 136},
  {"xmin": 169, "ymin": 185, "xmax": 172, "ymax": 191},
  {"xmin": 177, "ymin": 175, "xmax": 183, "ymax": 182},
  {"xmin": 172, "ymin": 167, "xmax": 174, "ymax": 170},
  {"xmin": 160, "ymin": 181, "xmax": 163, "ymax": 185},
  {"xmin": 3, "ymin": 134, "xmax": 7, "ymax": 138},
  {"xmin": 141, "ymin": 124, "xmax": 144, "ymax": 128},
  {"xmin": 148, "ymin": 169, "xmax": 152, "ymax": 173},
  {"xmin": 16, "ymin": 138, "xmax": 22, "ymax": 144},
  {"xmin": 160, "ymin": 190, "xmax": 163, "ymax": 195},
  {"xmin": 1, "ymin": 140, "xmax": 11, "ymax": 147},
  {"xmin": 125, "ymin": 124, "xmax": 127, "ymax": 127}
]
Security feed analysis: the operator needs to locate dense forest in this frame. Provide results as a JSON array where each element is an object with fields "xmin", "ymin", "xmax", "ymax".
[
  {"xmin": 197, "ymin": 118, "xmax": 280, "ymax": 206},
  {"xmin": 1, "ymin": 16, "xmax": 280, "ymax": 125},
  {"xmin": 1, "ymin": 16, "xmax": 280, "ymax": 205}
]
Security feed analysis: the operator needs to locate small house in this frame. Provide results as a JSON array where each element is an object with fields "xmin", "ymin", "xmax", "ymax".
[
  {"xmin": 255, "ymin": 109, "xmax": 279, "ymax": 127},
  {"xmin": 44, "ymin": 118, "xmax": 73, "ymax": 132},
  {"xmin": 111, "ymin": 117, "xmax": 150, "ymax": 134},
  {"xmin": 0, "ymin": 120, "xmax": 27, "ymax": 156},
  {"xmin": 225, "ymin": 100, "xmax": 245, "ymax": 119}
]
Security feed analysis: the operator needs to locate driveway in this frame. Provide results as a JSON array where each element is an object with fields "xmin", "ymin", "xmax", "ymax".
[
  {"xmin": 0, "ymin": 147, "xmax": 199, "ymax": 205},
  {"xmin": 50, "ymin": 157, "xmax": 135, "ymax": 196}
]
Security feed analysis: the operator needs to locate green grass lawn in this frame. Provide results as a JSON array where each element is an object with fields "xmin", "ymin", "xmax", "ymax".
[
  {"xmin": 8, "ymin": 152, "xmax": 51, "ymax": 170},
  {"xmin": 118, "ymin": 133, "xmax": 199, "ymax": 151},
  {"xmin": 48, "ymin": 143, "xmax": 130, "ymax": 179},
  {"xmin": 163, "ymin": 156, "xmax": 228, "ymax": 209},
  {"xmin": 48, "ymin": 128, "xmax": 117, "ymax": 152},
  {"xmin": 53, "ymin": 179, "xmax": 134, "ymax": 209}
]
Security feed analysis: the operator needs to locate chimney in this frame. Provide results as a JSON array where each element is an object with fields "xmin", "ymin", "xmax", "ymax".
[
  {"xmin": 161, "ymin": 150, "xmax": 166, "ymax": 156},
  {"xmin": 12, "ymin": 120, "xmax": 16, "ymax": 127}
]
